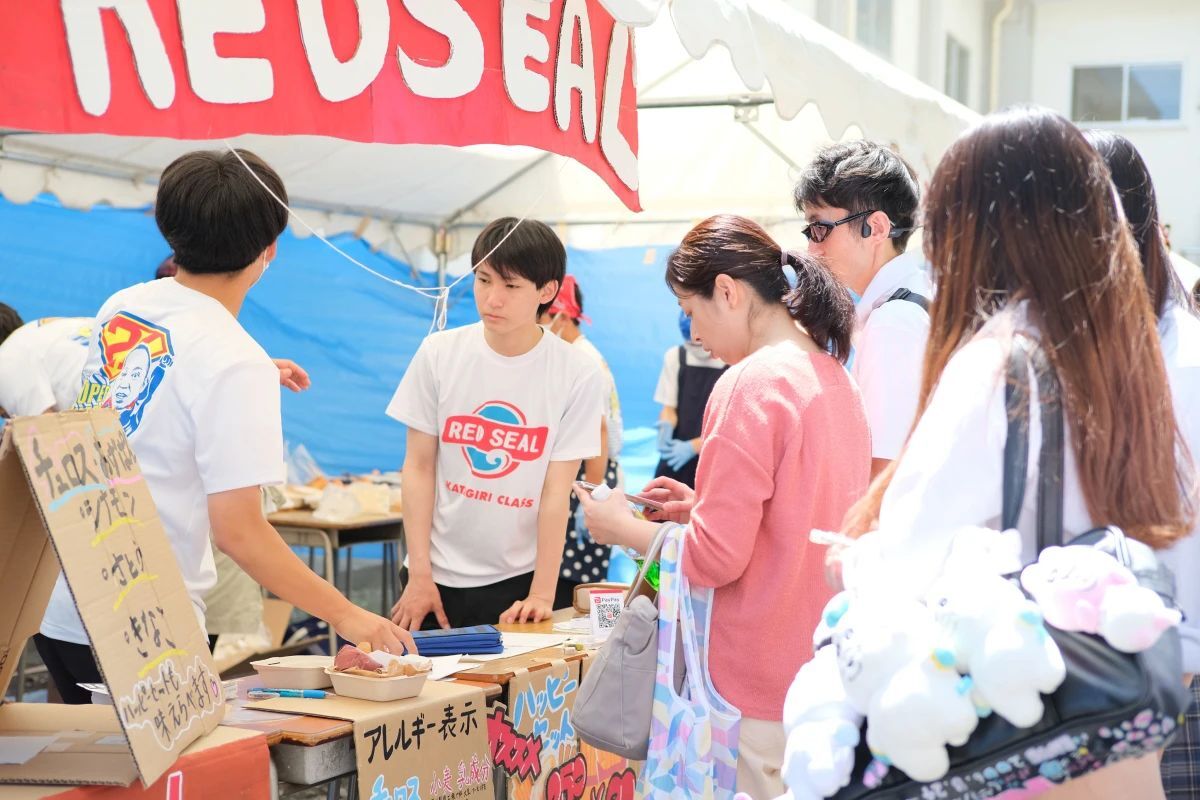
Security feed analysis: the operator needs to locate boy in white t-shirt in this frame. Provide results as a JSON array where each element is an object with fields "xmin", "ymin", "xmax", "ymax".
[
  {"xmin": 36, "ymin": 149, "xmax": 415, "ymax": 704},
  {"xmin": 0, "ymin": 316, "xmax": 92, "ymax": 417},
  {"xmin": 387, "ymin": 218, "xmax": 604, "ymax": 629}
]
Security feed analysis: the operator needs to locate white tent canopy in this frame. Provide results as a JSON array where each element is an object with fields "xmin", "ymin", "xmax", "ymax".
[{"xmin": 0, "ymin": 3, "xmax": 978, "ymax": 273}]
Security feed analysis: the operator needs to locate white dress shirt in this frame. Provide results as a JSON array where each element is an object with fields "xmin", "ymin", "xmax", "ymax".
[
  {"xmin": 852, "ymin": 251, "xmax": 933, "ymax": 460},
  {"xmin": 1156, "ymin": 301, "xmax": 1200, "ymax": 672}
]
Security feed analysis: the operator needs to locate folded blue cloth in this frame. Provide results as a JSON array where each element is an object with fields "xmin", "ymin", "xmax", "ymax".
[{"xmin": 412, "ymin": 625, "xmax": 503, "ymax": 655}]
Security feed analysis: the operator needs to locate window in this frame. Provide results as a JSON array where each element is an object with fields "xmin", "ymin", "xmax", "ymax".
[
  {"xmin": 1072, "ymin": 64, "xmax": 1182, "ymax": 123},
  {"xmin": 855, "ymin": 0, "xmax": 893, "ymax": 59},
  {"xmin": 945, "ymin": 35, "xmax": 970, "ymax": 105},
  {"xmin": 815, "ymin": 0, "xmax": 845, "ymax": 32}
]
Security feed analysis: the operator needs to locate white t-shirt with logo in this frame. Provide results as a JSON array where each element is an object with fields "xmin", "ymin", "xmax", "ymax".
[
  {"xmin": 0, "ymin": 317, "xmax": 93, "ymax": 416},
  {"xmin": 40, "ymin": 279, "xmax": 285, "ymax": 645},
  {"xmin": 387, "ymin": 323, "xmax": 604, "ymax": 588}
]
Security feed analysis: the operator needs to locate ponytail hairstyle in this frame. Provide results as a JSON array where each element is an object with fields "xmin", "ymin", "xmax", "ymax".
[{"xmin": 665, "ymin": 214, "xmax": 855, "ymax": 363}]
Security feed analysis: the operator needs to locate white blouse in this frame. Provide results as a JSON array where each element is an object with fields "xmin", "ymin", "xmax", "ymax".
[{"xmin": 846, "ymin": 305, "xmax": 1092, "ymax": 596}]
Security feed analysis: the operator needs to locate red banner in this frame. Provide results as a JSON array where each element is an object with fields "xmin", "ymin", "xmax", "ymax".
[{"xmin": 0, "ymin": 1, "xmax": 640, "ymax": 210}]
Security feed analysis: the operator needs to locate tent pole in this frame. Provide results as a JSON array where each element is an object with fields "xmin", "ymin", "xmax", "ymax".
[
  {"xmin": 737, "ymin": 118, "xmax": 802, "ymax": 171},
  {"xmin": 435, "ymin": 227, "xmax": 449, "ymax": 290}
]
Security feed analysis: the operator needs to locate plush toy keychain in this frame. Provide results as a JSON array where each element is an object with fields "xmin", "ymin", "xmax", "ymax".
[{"xmin": 1021, "ymin": 546, "xmax": 1181, "ymax": 653}]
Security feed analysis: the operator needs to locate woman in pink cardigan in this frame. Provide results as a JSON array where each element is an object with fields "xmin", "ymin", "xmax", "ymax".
[{"xmin": 575, "ymin": 214, "xmax": 872, "ymax": 797}]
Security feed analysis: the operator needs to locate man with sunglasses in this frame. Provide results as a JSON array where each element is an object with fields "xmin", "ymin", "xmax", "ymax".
[{"xmin": 794, "ymin": 140, "xmax": 930, "ymax": 478}]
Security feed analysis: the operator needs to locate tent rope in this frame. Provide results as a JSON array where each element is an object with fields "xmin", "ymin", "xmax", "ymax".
[{"xmin": 224, "ymin": 142, "xmax": 567, "ymax": 331}]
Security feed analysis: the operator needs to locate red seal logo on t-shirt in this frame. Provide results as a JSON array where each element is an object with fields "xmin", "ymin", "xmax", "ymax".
[{"xmin": 442, "ymin": 401, "xmax": 549, "ymax": 479}]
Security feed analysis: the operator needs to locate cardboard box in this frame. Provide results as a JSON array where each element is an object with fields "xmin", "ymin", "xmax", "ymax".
[
  {"xmin": 0, "ymin": 726, "xmax": 270, "ymax": 800},
  {"xmin": 248, "ymin": 680, "xmax": 491, "ymax": 799},
  {"xmin": 0, "ymin": 411, "xmax": 222, "ymax": 787}
]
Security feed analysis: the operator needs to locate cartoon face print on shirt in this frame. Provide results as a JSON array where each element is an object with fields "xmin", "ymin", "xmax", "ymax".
[
  {"xmin": 441, "ymin": 401, "xmax": 549, "ymax": 479},
  {"xmin": 76, "ymin": 312, "xmax": 174, "ymax": 436}
]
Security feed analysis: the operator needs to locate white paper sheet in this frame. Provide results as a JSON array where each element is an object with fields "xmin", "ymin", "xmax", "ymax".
[
  {"xmin": 429, "ymin": 655, "xmax": 467, "ymax": 681},
  {"xmin": 460, "ymin": 633, "xmax": 571, "ymax": 662},
  {"xmin": 0, "ymin": 736, "xmax": 56, "ymax": 765},
  {"xmin": 552, "ymin": 618, "xmax": 592, "ymax": 634}
]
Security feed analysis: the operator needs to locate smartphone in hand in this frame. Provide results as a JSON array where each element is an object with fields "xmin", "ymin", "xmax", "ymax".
[{"xmin": 576, "ymin": 481, "xmax": 666, "ymax": 512}]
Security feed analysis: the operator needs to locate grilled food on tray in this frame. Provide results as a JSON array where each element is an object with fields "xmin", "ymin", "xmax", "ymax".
[{"xmin": 332, "ymin": 643, "xmax": 432, "ymax": 678}]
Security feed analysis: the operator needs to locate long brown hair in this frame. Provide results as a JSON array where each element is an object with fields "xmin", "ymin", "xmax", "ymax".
[
  {"xmin": 666, "ymin": 214, "xmax": 855, "ymax": 363},
  {"xmin": 846, "ymin": 107, "xmax": 1193, "ymax": 549}
]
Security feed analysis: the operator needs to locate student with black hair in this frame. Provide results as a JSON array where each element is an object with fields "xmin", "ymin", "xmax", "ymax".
[
  {"xmin": 387, "ymin": 218, "xmax": 605, "ymax": 629},
  {"xmin": 0, "ymin": 316, "xmax": 90, "ymax": 418},
  {"xmin": 795, "ymin": 141, "xmax": 930, "ymax": 478},
  {"xmin": 0, "ymin": 303, "xmax": 21, "ymax": 346},
  {"xmin": 37, "ymin": 149, "xmax": 416, "ymax": 704},
  {"xmin": 1085, "ymin": 129, "xmax": 1200, "ymax": 799}
]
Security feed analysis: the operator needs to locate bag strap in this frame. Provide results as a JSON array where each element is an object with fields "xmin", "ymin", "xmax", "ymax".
[
  {"xmin": 885, "ymin": 287, "xmax": 931, "ymax": 312},
  {"xmin": 1033, "ymin": 346, "xmax": 1065, "ymax": 552},
  {"xmin": 1002, "ymin": 340, "xmax": 1031, "ymax": 532},
  {"xmin": 623, "ymin": 523, "xmax": 673, "ymax": 609},
  {"xmin": 1001, "ymin": 336, "xmax": 1066, "ymax": 550}
]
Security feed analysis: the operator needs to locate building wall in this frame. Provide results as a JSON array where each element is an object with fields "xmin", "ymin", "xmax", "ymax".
[
  {"xmin": 1028, "ymin": 0, "xmax": 1200, "ymax": 259},
  {"xmin": 936, "ymin": 1, "xmax": 989, "ymax": 110}
]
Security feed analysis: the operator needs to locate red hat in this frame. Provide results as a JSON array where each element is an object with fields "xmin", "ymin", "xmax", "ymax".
[{"xmin": 548, "ymin": 274, "xmax": 590, "ymax": 324}]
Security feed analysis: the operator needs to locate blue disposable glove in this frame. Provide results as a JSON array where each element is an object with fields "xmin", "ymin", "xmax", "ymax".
[
  {"xmin": 656, "ymin": 420, "xmax": 675, "ymax": 454},
  {"xmin": 663, "ymin": 438, "xmax": 697, "ymax": 471}
]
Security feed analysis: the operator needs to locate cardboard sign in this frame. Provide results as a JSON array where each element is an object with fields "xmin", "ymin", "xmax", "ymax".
[
  {"xmin": 0, "ymin": 1, "xmax": 640, "ymax": 210},
  {"xmin": 0, "ymin": 411, "xmax": 222, "ymax": 787},
  {"xmin": 502, "ymin": 660, "xmax": 581, "ymax": 798},
  {"xmin": 542, "ymin": 742, "xmax": 639, "ymax": 800},
  {"xmin": 248, "ymin": 680, "xmax": 490, "ymax": 800}
]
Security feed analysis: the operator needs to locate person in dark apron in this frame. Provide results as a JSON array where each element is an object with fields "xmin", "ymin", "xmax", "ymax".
[{"xmin": 654, "ymin": 312, "xmax": 727, "ymax": 488}]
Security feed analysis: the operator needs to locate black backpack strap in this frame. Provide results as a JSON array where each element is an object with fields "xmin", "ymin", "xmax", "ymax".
[
  {"xmin": 1002, "ymin": 339, "xmax": 1032, "ymax": 532},
  {"xmin": 1031, "ymin": 344, "xmax": 1065, "ymax": 552},
  {"xmin": 1002, "ymin": 335, "xmax": 1066, "ymax": 549},
  {"xmin": 885, "ymin": 287, "xmax": 931, "ymax": 312}
]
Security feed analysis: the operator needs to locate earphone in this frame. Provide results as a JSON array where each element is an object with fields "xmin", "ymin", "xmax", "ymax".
[{"xmin": 860, "ymin": 212, "xmax": 915, "ymax": 240}]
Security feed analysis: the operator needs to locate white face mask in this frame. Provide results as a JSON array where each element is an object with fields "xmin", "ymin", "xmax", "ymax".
[{"xmin": 251, "ymin": 258, "xmax": 271, "ymax": 288}]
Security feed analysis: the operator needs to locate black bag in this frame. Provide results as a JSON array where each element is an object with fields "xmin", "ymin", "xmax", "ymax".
[{"xmin": 832, "ymin": 336, "xmax": 1191, "ymax": 800}]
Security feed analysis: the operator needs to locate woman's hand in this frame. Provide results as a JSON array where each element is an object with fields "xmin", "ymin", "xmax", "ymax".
[
  {"xmin": 572, "ymin": 482, "xmax": 637, "ymax": 547},
  {"xmin": 639, "ymin": 476, "xmax": 695, "ymax": 523}
]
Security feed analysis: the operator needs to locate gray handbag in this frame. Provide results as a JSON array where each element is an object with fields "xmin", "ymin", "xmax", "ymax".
[{"xmin": 573, "ymin": 523, "xmax": 676, "ymax": 760}]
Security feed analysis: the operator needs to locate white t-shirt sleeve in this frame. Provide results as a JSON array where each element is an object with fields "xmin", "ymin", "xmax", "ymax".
[
  {"xmin": 386, "ymin": 338, "xmax": 439, "ymax": 436},
  {"xmin": 551, "ymin": 365, "xmax": 605, "ymax": 462},
  {"xmin": 854, "ymin": 306, "xmax": 929, "ymax": 460},
  {"xmin": 653, "ymin": 347, "xmax": 680, "ymax": 407},
  {"xmin": 0, "ymin": 347, "xmax": 55, "ymax": 416},
  {"xmin": 46, "ymin": 337, "xmax": 90, "ymax": 412},
  {"xmin": 191, "ymin": 359, "xmax": 285, "ymax": 494}
]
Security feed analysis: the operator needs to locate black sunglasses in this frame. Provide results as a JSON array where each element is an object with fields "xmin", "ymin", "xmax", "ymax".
[{"xmin": 802, "ymin": 209, "xmax": 915, "ymax": 243}]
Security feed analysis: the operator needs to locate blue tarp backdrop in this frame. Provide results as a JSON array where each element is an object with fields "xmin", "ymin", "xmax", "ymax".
[{"xmin": 0, "ymin": 196, "xmax": 683, "ymax": 486}]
